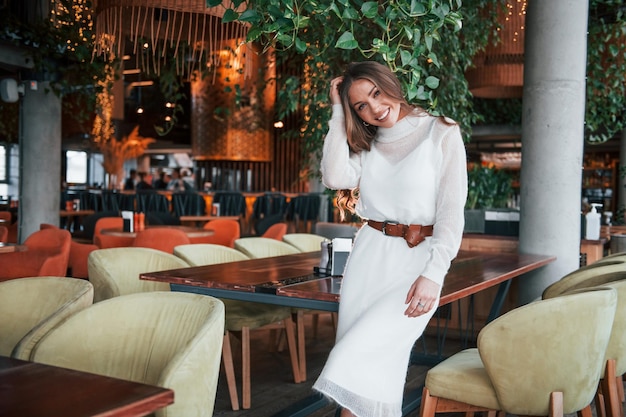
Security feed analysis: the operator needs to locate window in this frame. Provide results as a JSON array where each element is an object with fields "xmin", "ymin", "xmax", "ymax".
[
  {"xmin": 66, "ymin": 150, "xmax": 87, "ymax": 184},
  {"xmin": 0, "ymin": 145, "xmax": 7, "ymax": 183}
]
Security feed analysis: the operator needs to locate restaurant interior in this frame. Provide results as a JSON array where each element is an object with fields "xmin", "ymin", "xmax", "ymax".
[{"xmin": 1, "ymin": 1, "xmax": 626, "ymax": 417}]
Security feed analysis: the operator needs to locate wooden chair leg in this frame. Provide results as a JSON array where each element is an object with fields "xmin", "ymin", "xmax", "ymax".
[
  {"xmin": 596, "ymin": 391, "xmax": 607, "ymax": 417},
  {"xmin": 418, "ymin": 387, "xmax": 438, "ymax": 417},
  {"xmin": 295, "ymin": 310, "xmax": 306, "ymax": 382},
  {"xmin": 577, "ymin": 404, "xmax": 593, "ymax": 417},
  {"xmin": 550, "ymin": 391, "xmax": 564, "ymax": 417},
  {"xmin": 241, "ymin": 327, "xmax": 251, "ymax": 409},
  {"xmin": 601, "ymin": 359, "xmax": 622, "ymax": 417},
  {"xmin": 418, "ymin": 386, "xmax": 500, "ymax": 417},
  {"xmin": 221, "ymin": 332, "xmax": 240, "ymax": 411},
  {"xmin": 284, "ymin": 317, "xmax": 303, "ymax": 383}
]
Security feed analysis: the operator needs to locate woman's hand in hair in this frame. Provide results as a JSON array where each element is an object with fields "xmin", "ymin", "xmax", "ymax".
[{"xmin": 329, "ymin": 76, "xmax": 344, "ymax": 105}]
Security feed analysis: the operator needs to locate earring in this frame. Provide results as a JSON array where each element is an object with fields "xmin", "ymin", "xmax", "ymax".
[{"xmin": 362, "ymin": 121, "xmax": 370, "ymax": 127}]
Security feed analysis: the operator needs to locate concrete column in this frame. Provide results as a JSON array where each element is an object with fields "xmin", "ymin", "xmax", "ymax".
[
  {"xmin": 517, "ymin": 1, "xmax": 589, "ymax": 304},
  {"xmin": 18, "ymin": 81, "xmax": 62, "ymax": 242}
]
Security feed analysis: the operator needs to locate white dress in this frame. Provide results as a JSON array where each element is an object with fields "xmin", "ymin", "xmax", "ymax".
[{"xmin": 312, "ymin": 105, "xmax": 468, "ymax": 417}]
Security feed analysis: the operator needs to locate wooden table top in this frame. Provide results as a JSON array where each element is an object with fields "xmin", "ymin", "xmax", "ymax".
[
  {"xmin": 59, "ymin": 209, "xmax": 95, "ymax": 217},
  {"xmin": 179, "ymin": 215, "xmax": 240, "ymax": 222},
  {"xmin": 142, "ymin": 251, "xmax": 321, "ymax": 292},
  {"xmin": 141, "ymin": 250, "xmax": 555, "ymax": 307},
  {"xmin": 0, "ymin": 355, "xmax": 174, "ymax": 417},
  {"xmin": 0, "ymin": 243, "xmax": 27, "ymax": 254},
  {"xmin": 275, "ymin": 251, "xmax": 556, "ymax": 306},
  {"xmin": 101, "ymin": 226, "xmax": 215, "ymax": 239}
]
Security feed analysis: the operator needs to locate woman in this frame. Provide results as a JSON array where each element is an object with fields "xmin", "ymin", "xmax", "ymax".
[{"xmin": 312, "ymin": 61, "xmax": 467, "ymax": 417}]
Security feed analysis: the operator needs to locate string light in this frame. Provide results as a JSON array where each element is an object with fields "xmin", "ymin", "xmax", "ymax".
[{"xmin": 500, "ymin": 0, "xmax": 527, "ymax": 43}]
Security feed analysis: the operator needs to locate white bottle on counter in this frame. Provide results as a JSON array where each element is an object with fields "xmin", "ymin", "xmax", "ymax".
[{"xmin": 585, "ymin": 203, "xmax": 602, "ymax": 240}]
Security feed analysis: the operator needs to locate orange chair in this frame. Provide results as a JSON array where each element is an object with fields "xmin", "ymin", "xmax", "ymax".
[
  {"xmin": 0, "ymin": 211, "xmax": 11, "ymax": 223},
  {"xmin": 193, "ymin": 219, "xmax": 241, "ymax": 247},
  {"xmin": 131, "ymin": 227, "xmax": 191, "ymax": 254},
  {"xmin": 0, "ymin": 225, "xmax": 7, "ymax": 243},
  {"xmin": 93, "ymin": 217, "xmax": 134, "ymax": 249},
  {"xmin": 40, "ymin": 224, "xmax": 97, "ymax": 280},
  {"xmin": 262, "ymin": 222, "xmax": 288, "ymax": 240},
  {"xmin": 0, "ymin": 228, "xmax": 72, "ymax": 281}
]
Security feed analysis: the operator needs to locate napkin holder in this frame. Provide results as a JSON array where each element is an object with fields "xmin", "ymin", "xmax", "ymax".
[
  {"xmin": 121, "ymin": 211, "xmax": 134, "ymax": 232},
  {"xmin": 331, "ymin": 237, "xmax": 352, "ymax": 276}
]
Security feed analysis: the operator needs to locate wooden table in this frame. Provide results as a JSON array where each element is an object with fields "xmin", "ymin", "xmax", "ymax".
[
  {"xmin": 59, "ymin": 209, "xmax": 95, "ymax": 232},
  {"xmin": 179, "ymin": 215, "xmax": 240, "ymax": 227},
  {"xmin": 59, "ymin": 209, "xmax": 95, "ymax": 218},
  {"xmin": 101, "ymin": 225, "xmax": 214, "ymax": 239},
  {"xmin": 141, "ymin": 250, "xmax": 555, "ymax": 417},
  {"xmin": 0, "ymin": 243, "xmax": 27, "ymax": 254},
  {"xmin": 141, "ymin": 251, "xmax": 555, "ymax": 317},
  {"xmin": 0, "ymin": 355, "xmax": 173, "ymax": 417}
]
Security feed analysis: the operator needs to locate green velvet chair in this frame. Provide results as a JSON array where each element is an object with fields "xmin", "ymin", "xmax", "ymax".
[
  {"xmin": 30, "ymin": 292, "xmax": 225, "ymax": 417},
  {"xmin": 172, "ymin": 243, "xmax": 301, "ymax": 410},
  {"xmin": 542, "ymin": 260, "xmax": 626, "ymax": 299},
  {"xmin": 1, "ymin": 277, "xmax": 93, "ymax": 360},
  {"xmin": 544, "ymin": 275, "xmax": 626, "ymax": 417},
  {"xmin": 592, "ymin": 252, "xmax": 626, "ymax": 265},
  {"xmin": 419, "ymin": 287, "xmax": 617, "ymax": 417},
  {"xmin": 282, "ymin": 233, "xmax": 327, "ymax": 253},
  {"xmin": 87, "ymin": 247, "xmax": 189, "ymax": 302},
  {"xmin": 233, "ymin": 237, "xmax": 300, "ymax": 259}
]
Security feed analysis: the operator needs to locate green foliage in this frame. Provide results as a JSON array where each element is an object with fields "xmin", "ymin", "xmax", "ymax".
[
  {"xmin": 466, "ymin": 164, "xmax": 513, "ymax": 209},
  {"xmin": 585, "ymin": 0, "xmax": 626, "ymax": 143},
  {"xmin": 220, "ymin": 0, "xmax": 500, "ymax": 164},
  {"xmin": 447, "ymin": 1, "xmax": 626, "ymax": 146},
  {"xmin": 473, "ymin": 98, "xmax": 523, "ymax": 125}
]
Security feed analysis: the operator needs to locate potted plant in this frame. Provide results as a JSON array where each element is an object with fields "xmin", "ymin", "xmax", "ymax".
[{"xmin": 465, "ymin": 163, "xmax": 514, "ymax": 234}]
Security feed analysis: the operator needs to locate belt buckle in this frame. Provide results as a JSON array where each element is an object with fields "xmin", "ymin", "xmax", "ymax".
[{"xmin": 382, "ymin": 220, "xmax": 399, "ymax": 236}]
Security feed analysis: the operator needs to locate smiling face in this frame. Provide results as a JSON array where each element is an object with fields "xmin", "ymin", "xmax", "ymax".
[{"xmin": 348, "ymin": 78, "xmax": 406, "ymax": 128}]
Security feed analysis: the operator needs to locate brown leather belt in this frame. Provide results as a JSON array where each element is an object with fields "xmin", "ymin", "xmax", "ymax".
[{"xmin": 367, "ymin": 220, "xmax": 434, "ymax": 248}]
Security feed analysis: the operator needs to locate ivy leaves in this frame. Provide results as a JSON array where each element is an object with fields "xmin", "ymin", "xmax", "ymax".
[
  {"xmin": 585, "ymin": 0, "xmax": 626, "ymax": 143},
  {"xmin": 207, "ymin": 0, "xmax": 492, "ymax": 168},
  {"xmin": 466, "ymin": 164, "xmax": 513, "ymax": 210},
  {"xmin": 227, "ymin": 0, "xmax": 464, "ymax": 111}
]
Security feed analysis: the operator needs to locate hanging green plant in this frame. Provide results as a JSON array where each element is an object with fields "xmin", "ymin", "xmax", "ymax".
[
  {"xmin": 465, "ymin": 163, "xmax": 513, "ymax": 209},
  {"xmin": 585, "ymin": 0, "xmax": 626, "ymax": 143},
  {"xmin": 215, "ymin": 0, "xmax": 499, "ymax": 166}
]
